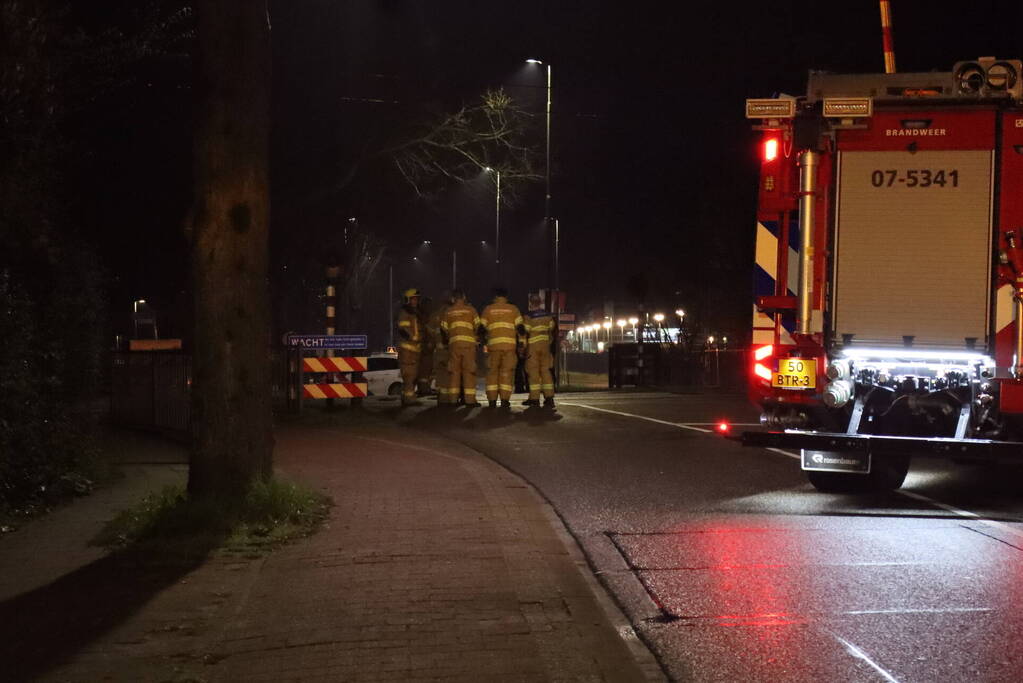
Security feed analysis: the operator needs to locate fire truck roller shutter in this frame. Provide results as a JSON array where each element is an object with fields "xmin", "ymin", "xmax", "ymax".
[{"xmin": 833, "ymin": 150, "xmax": 993, "ymax": 348}]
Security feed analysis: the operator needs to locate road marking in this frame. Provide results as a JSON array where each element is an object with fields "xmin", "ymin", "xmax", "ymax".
[
  {"xmin": 768, "ymin": 447, "xmax": 801, "ymax": 461},
  {"xmin": 682, "ymin": 422, "xmax": 761, "ymax": 427},
  {"xmin": 560, "ymin": 403, "xmax": 713, "ymax": 433},
  {"xmin": 843, "ymin": 607, "xmax": 991, "ymax": 616},
  {"xmin": 831, "ymin": 633, "xmax": 901, "ymax": 683},
  {"xmin": 563, "ymin": 403, "xmax": 804, "ymax": 459},
  {"xmin": 768, "ymin": 451, "xmax": 1023, "ymax": 537},
  {"xmin": 564, "ymin": 402, "xmax": 1023, "ymax": 542},
  {"xmin": 897, "ymin": 490, "xmax": 1023, "ymax": 542}
]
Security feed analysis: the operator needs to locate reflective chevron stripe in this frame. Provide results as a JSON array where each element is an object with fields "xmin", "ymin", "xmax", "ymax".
[
  {"xmin": 303, "ymin": 383, "xmax": 368, "ymax": 399},
  {"xmin": 302, "ymin": 357, "xmax": 368, "ymax": 373}
]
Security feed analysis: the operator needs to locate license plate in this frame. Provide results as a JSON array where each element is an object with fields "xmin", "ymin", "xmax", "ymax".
[
  {"xmin": 801, "ymin": 449, "xmax": 870, "ymax": 473},
  {"xmin": 772, "ymin": 358, "xmax": 816, "ymax": 389}
]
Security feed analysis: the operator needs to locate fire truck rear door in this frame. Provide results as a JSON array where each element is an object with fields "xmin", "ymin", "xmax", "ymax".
[{"xmin": 833, "ymin": 149, "xmax": 994, "ymax": 349}]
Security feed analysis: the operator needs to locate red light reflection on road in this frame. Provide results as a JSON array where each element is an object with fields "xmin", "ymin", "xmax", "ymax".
[{"xmin": 693, "ymin": 525, "xmax": 802, "ymax": 629}]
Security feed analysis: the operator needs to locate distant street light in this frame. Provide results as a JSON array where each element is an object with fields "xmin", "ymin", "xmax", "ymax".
[
  {"xmin": 132, "ymin": 299, "xmax": 146, "ymax": 338},
  {"xmin": 616, "ymin": 319, "xmax": 626, "ymax": 342}
]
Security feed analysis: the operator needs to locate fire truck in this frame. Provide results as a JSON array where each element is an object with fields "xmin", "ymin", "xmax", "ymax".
[{"xmin": 742, "ymin": 57, "xmax": 1023, "ymax": 492}]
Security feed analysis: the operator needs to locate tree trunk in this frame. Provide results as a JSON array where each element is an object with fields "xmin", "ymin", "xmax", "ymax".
[{"xmin": 187, "ymin": 0, "xmax": 273, "ymax": 498}]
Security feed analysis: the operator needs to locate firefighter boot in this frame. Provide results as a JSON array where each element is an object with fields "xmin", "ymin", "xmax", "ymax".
[
  {"xmin": 488, "ymin": 400, "xmax": 497, "ymax": 408},
  {"xmin": 543, "ymin": 397, "xmax": 556, "ymax": 409},
  {"xmin": 501, "ymin": 399, "xmax": 511, "ymax": 408},
  {"xmin": 522, "ymin": 399, "xmax": 540, "ymax": 407}
]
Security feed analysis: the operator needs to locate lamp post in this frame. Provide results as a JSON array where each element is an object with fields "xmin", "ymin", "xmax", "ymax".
[
  {"xmin": 495, "ymin": 169, "xmax": 501, "ymax": 282},
  {"xmin": 132, "ymin": 299, "xmax": 146, "ymax": 338},
  {"xmin": 628, "ymin": 317, "xmax": 639, "ymax": 341},
  {"xmin": 527, "ymin": 59, "xmax": 556, "ymax": 303},
  {"xmin": 485, "ymin": 167, "xmax": 502, "ymax": 282},
  {"xmin": 653, "ymin": 313, "xmax": 665, "ymax": 342}
]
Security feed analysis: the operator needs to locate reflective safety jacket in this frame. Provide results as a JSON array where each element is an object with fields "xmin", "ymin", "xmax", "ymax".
[
  {"xmin": 479, "ymin": 297, "xmax": 523, "ymax": 350},
  {"xmin": 441, "ymin": 301, "xmax": 480, "ymax": 347},
  {"xmin": 524, "ymin": 308, "xmax": 555, "ymax": 346},
  {"xmin": 397, "ymin": 305, "xmax": 422, "ymax": 353},
  {"xmin": 426, "ymin": 305, "xmax": 447, "ymax": 350}
]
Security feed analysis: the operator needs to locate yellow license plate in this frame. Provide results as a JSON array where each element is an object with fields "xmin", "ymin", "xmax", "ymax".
[{"xmin": 773, "ymin": 358, "xmax": 817, "ymax": 390}]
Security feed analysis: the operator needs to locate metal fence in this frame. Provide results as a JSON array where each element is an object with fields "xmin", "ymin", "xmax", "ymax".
[
  {"xmin": 110, "ymin": 349, "xmax": 337, "ymax": 436},
  {"xmin": 606, "ymin": 344, "xmax": 747, "ymax": 391},
  {"xmin": 110, "ymin": 352, "xmax": 192, "ymax": 437}
]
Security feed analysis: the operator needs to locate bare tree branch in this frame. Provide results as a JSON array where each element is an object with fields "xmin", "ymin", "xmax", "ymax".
[{"xmin": 388, "ymin": 88, "xmax": 543, "ymax": 203}]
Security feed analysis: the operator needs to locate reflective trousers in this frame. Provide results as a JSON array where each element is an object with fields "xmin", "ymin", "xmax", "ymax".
[
  {"xmin": 417, "ymin": 344, "xmax": 435, "ymax": 394},
  {"xmin": 433, "ymin": 347, "xmax": 453, "ymax": 404},
  {"xmin": 447, "ymin": 343, "xmax": 478, "ymax": 404},
  {"xmin": 486, "ymin": 348, "xmax": 518, "ymax": 401},
  {"xmin": 398, "ymin": 348, "xmax": 420, "ymax": 402},
  {"xmin": 526, "ymin": 345, "xmax": 554, "ymax": 400}
]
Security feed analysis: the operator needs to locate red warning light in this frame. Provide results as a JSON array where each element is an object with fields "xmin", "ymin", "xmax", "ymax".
[
  {"xmin": 717, "ymin": 421, "xmax": 731, "ymax": 434},
  {"xmin": 763, "ymin": 137, "xmax": 779, "ymax": 162}
]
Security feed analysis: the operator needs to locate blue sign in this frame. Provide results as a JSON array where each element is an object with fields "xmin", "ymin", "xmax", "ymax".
[{"xmin": 287, "ymin": 334, "xmax": 368, "ymax": 349}]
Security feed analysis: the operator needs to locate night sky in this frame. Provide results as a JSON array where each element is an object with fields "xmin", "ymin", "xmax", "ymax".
[{"xmin": 72, "ymin": 0, "xmax": 1023, "ymax": 348}]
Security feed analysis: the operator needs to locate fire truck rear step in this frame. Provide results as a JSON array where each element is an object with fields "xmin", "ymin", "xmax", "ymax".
[{"xmin": 742, "ymin": 429, "xmax": 1023, "ymax": 464}]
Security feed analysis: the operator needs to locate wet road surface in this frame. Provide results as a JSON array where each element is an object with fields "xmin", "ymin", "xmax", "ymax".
[{"xmin": 393, "ymin": 391, "xmax": 1023, "ymax": 682}]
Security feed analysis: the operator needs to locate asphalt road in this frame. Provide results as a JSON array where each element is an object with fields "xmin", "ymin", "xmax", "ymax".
[{"xmin": 393, "ymin": 390, "xmax": 1023, "ymax": 682}]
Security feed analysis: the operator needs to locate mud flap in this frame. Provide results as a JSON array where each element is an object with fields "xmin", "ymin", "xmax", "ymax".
[{"xmin": 801, "ymin": 449, "xmax": 871, "ymax": 474}]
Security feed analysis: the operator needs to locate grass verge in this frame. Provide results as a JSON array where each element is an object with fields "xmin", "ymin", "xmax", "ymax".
[{"xmin": 92, "ymin": 478, "xmax": 332, "ymax": 562}]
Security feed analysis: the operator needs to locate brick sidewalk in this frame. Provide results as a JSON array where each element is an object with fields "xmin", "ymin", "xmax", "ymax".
[{"xmin": 3, "ymin": 421, "xmax": 662, "ymax": 681}]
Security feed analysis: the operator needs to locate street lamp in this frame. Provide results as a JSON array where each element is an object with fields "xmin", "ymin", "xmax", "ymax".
[
  {"xmin": 602, "ymin": 320, "xmax": 612, "ymax": 343},
  {"xmin": 653, "ymin": 313, "xmax": 665, "ymax": 342},
  {"xmin": 485, "ymin": 167, "xmax": 502, "ymax": 281},
  {"xmin": 628, "ymin": 317, "xmax": 639, "ymax": 340},
  {"xmin": 132, "ymin": 299, "xmax": 146, "ymax": 338},
  {"xmin": 527, "ymin": 58, "xmax": 556, "ymax": 306},
  {"xmin": 616, "ymin": 319, "xmax": 626, "ymax": 341}
]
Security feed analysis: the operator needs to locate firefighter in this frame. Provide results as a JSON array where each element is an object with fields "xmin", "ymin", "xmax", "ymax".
[
  {"xmin": 417, "ymin": 296, "xmax": 435, "ymax": 396},
  {"xmin": 426, "ymin": 291, "xmax": 453, "ymax": 405},
  {"xmin": 396, "ymin": 287, "xmax": 423, "ymax": 406},
  {"xmin": 523, "ymin": 293, "xmax": 556, "ymax": 408},
  {"xmin": 440, "ymin": 289, "xmax": 480, "ymax": 406},
  {"xmin": 479, "ymin": 287, "xmax": 523, "ymax": 408}
]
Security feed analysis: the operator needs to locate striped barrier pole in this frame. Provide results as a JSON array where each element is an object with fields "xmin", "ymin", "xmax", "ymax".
[
  {"xmin": 879, "ymin": 0, "xmax": 896, "ymax": 74},
  {"xmin": 325, "ymin": 262, "xmax": 340, "ymax": 408}
]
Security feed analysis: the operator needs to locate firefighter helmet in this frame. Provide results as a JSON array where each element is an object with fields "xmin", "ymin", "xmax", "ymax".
[{"xmin": 403, "ymin": 287, "xmax": 422, "ymax": 303}]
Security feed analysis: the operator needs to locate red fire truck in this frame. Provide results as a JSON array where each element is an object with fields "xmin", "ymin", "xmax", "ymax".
[{"xmin": 742, "ymin": 57, "xmax": 1023, "ymax": 492}]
